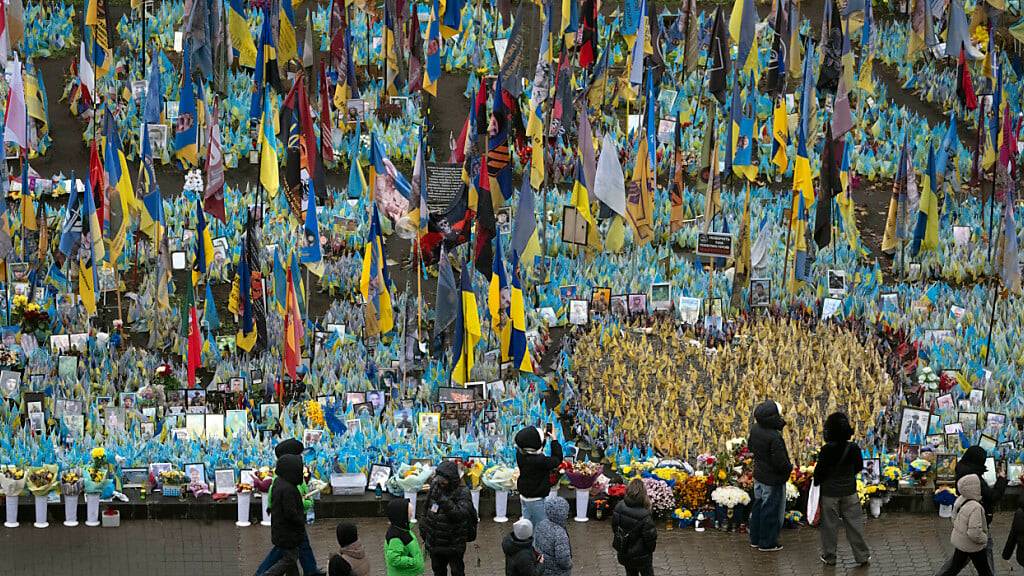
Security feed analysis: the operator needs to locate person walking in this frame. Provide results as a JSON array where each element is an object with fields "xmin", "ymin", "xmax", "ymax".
[
  {"xmin": 935, "ymin": 474, "xmax": 993, "ymax": 576},
  {"xmin": 533, "ymin": 496, "xmax": 572, "ymax": 576},
  {"xmin": 951, "ymin": 445, "xmax": 1007, "ymax": 573},
  {"xmin": 384, "ymin": 498, "xmax": 424, "ymax": 576},
  {"xmin": 504, "ymin": 519, "xmax": 544, "ymax": 576},
  {"xmin": 328, "ymin": 523, "xmax": 370, "ymax": 576},
  {"xmin": 611, "ymin": 478, "xmax": 658, "ymax": 576},
  {"xmin": 256, "ymin": 439, "xmax": 325, "ymax": 576},
  {"xmin": 260, "ymin": 454, "xmax": 308, "ymax": 576},
  {"xmin": 747, "ymin": 400, "xmax": 792, "ymax": 552},
  {"xmin": 515, "ymin": 426, "xmax": 564, "ymax": 528},
  {"xmin": 419, "ymin": 461, "xmax": 478, "ymax": 576},
  {"xmin": 1002, "ymin": 493, "xmax": 1024, "ymax": 568},
  {"xmin": 813, "ymin": 412, "xmax": 870, "ymax": 566}
]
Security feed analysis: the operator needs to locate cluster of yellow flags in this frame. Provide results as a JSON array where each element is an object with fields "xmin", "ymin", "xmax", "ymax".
[{"xmin": 573, "ymin": 319, "xmax": 891, "ymax": 460}]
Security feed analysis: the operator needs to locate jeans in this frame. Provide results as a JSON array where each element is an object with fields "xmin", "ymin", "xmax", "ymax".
[
  {"xmin": 521, "ymin": 498, "xmax": 547, "ymax": 528},
  {"xmin": 624, "ymin": 561, "xmax": 654, "ymax": 576},
  {"xmin": 255, "ymin": 534, "xmax": 318, "ymax": 575},
  {"xmin": 748, "ymin": 481, "xmax": 785, "ymax": 549},
  {"xmin": 260, "ymin": 547, "xmax": 300, "ymax": 576},
  {"xmin": 430, "ymin": 551, "xmax": 466, "ymax": 576},
  {"xmin": 935, "ymin": 548, "xmax": 994, "ymax": 576},
  {"xmin": 819, "ymin": 494, "xmax": 870, "ymax": 563}
]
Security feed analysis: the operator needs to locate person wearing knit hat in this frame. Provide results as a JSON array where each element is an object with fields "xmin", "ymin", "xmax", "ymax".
[
  {"xmin": 328, "ymin": 522, "xmax": 370, "ymax": 576},
  {"xmin": 255, "ymin": 439, "xmax": 325, "ymax": 576},
  {"xmin": 515, "ymin": 426, "xmax": 563, "ymax": 528},
  {"xmin": 504, "ymin": 519, "xmax": 544, "ymax": 576}
]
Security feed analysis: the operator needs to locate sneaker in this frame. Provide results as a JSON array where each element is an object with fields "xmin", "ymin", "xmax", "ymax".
[
  {"xmin": 759, "ymin": 545, "xmax": 784, "ymax": 552},
  {"xmin": 749, "ymin": 543, "xmax": 759, "ymax": 548},
  {"xmin": 857, "ymin": 556, "xmax": 871, "ymax": 566},
  {"xmin": 820, "ymin": 556, "xmax": 836, "ymax": 566}
]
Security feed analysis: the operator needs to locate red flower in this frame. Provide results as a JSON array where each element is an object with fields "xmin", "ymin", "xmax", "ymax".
[{"xmin": 607, "ymin": 484, "xmax": 626, "ymax": 498}]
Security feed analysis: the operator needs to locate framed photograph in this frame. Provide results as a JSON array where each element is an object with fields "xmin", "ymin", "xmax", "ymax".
[
  {"xmin": 441, "ymin": 418, "xmax": 460, "ymax": 436},
  {"xmin": 936, "ymin": 394, "xmax": 955, "ymax": 411},
  {"xmin": 439, "ymin": 387, "xmax": 475, "ymax": 404},
  {"xmin": 225, "ymin": 410, "xmax": 248, "ymax": 437},
  {"xmin": 260, "ymin": 403, "xmax": 281, "ymax": 427},
  {"xmin": 205, "ymin": 414, "xmax": 225, "ymax": 440},
  {"xmin": 945, "ymin": 433, "xmax": 962, "ymax": 452},
  {"xmin": 484, "ymin": 380, "xmax": 506, "ymax": 400},
  {"xmin": 678, "ymin": 296, "xmax": 701, "ymax": 324},
  {"xmin": 149, "ymin": 463, "xmax": 172, "ymax": 490},
  {"xmin": 344, "ymin": 419, "xmax": 361, "ymax": 436},
  {"xmin": 899, "ymin": 406, "xmax": 930, "ymax": 445},
  {"xmin": 394, "ymin": 408, "xmax": 414, "ymax": 434},
  {"xmin": 0, "ymin": 370, "xmax": 20, "ymax": 399},
  {"xmin": 366, "ymin": 390, "xmax": 386, "ymax": 415},
  {"xmin": 978, "ymin": 434, "xmax": 998, "ymax": 453},
  {"xmin": 876, "ymin": 291, "xmax": 897, "ymax": 311},
  {"xmin": 367, "ymin": 464, "xmax": 392, "ymax": 489},
  {"xmin": 821, "ymin": 297, "xmax": 843, "ymax": 321},
  {"xmin": 650, "ymin": 283, "xmax": 672, "ymax": 311},
  {"xmin": 58, "ymin": 356, "xmax": 77, "ymax": 379},
  {"xmin": 591, "ymin": 287, "xmax": 611, "ymax": 314},
  {"xmin": 418, "ymin": 412, "xmax": 441, "ymax": 437},
  {"xmin": 935, "ymin": 455, "xmax": 957, "ymax": 481},
  {"xmin": 184, "ymin": 463, "xmax": 207, "ymax": 485},
  {"xmin": 119, "ymin": 392, "xmax": 137, "ymax": 412},
  {"xmin": 628, "ymin": 293, "xmax": 647, "ymax": 315},
  {"xmin": 749, "ymin": 278, "xmax": 771, "ymax": 308},
  {"xmin": 922, "ymin": 391, "xmax": 938, "ymax": 409},
  {"xmin": 212, "ymin": 237, "xmax": 229, "ymax": 262},
  {"xmin": 656, "ymin": 118, "xmax": 676, "ymax": 144},
  {"xmin": 926, "ymin": 434, "xmax": 944, "ymax": 449},
  {"xmin": 558, "ymin": 285, "xmax": 578, "ymax": 303},
  {"xmin": 344, "ymin": 391, "xmax": 366, "ymax": 408},
  {"xmin": 827, "ymin": 269, "xmax": 847, "ymax": 296},
  {"xmin": 214, "ymin": 469, "xmax": 236, "ymax": 494},
  {"xmin": 958, "ymin": 412, "xmax": 978, "ymax": 438},
  {"xmin": 345, "ymin": 99, "xmax": 365, "ymax": 123},
  {"xmin": 985, "ymin": 412, "xmax": 1007, "ymax": 436},
  {"xmin": 120, "ymin": 467, "xmax": 149, "ymax": 489},
  {"xmin": 561, "ymin": 206, "xmax": 589, "ymax": 246},
  {"xmin": 862, "ymin": 458, "xmax": 880, "ymax": 484},
  {"xmin": 185, "ymin": 413, "xmax": 205, "ymax": 437},
  {"xmin": 352, "ymin": 402, "xmax": 374, "ymax": 418},
  {"xmin": 568, "ymin": 299, "xmax": 589, "ymax": 325},
  {"xmin": 969, "ymin": 389, "xmax": 984, "ymax": 405},
  {"xmin": 944, "ymin": 422, "xmax": 964, "ymax": 435},
  {"xmin": 496, "ymin": 206, "xmax": 512, "ymax": 235},
  {"xmin": 302, "ymin": 428, "xmax": 324, "ymax": 446},
  {"xmin": 610, "ymin": 295, "xmax": 628, "ymax": 318},
  {"xmin": 49, "ymin": 334, "xmax": 71, "ymax": 354},
  {"xmin": 186, "ymin": 389, "xmax": 207, "ymax": 413}
]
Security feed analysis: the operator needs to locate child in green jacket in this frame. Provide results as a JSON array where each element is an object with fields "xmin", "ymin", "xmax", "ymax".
[{"xmin": 384, "ymin": 498, "xmax": 424, "ymax": 576}]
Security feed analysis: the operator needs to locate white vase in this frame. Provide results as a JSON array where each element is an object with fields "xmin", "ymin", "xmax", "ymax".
[
  {"xmin": 869, "ymin": 497, "xmax": 882, "ymax": 519},
  {"xmin": 63, "ymin": 494, "xmax": 79, "ymax": 527},
  {"xmin": 33, "ymin": 495, "xmax": 48, "ymax": 528},
  {"xmin": 574, "ymin": 489, "xmax": 589, "ymax": 522},
  {"xmin": 4, "ymin": 495, "xmax": 19, "ymax": 528},
  {"xmin": 261, "ymin": 494, "xmax": 271, "ymax": 526},
  {"xmin": 236, "ymin": 492, "xmax": 252, "ymax": 527},
  {"xmin": 549, "ymin": 486, "xmax": 559, "ymax": 498},
  {"xmin": 404, "ymin": 491, "xmax": 418, "ymax": 524},
  {"xmin": 470, "ymin": 489, "xmax": 481, "ymax": 518},
  {"xmin": 939, "ymin": 503, "xmax": 953, "ymax": 518},
  {"xmin": 494, "ymin": 490, "xmax": 509, "ymax": 523},
  {"xmin": 85, "ymin": 493, "xmax": 101, "ymax": 527}
]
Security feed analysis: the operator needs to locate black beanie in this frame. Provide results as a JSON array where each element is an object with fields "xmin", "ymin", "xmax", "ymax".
[
  {"xmin": 515, "ymin": 427, "xmax": 543, "ymax": 451},
  {"xmin": 336, "ymin": 522, "xmax": 358, "ymax": 547},
  {"xmin": 275, "ymin": 438, "xmax": 305, "ymax": 458}
]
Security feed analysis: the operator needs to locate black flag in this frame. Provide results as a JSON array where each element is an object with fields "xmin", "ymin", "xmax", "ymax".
[
  {"xmin": 814, "ymin": 124, "xmax": 843, "ymax": 248},
  {"xmin": 816, "ymin": 0, "xmax": 843, "ymax": 95},
  {"xmin": 766, "ymin": 0, "xmax": 789, "ymax": 97},
  {"xmin": 708, "ymin": 7, "xmax": 731, "ymax": 105}
]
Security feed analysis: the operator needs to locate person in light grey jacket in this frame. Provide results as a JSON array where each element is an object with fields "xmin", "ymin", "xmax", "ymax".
[
  {"xmin": 935, "ymin": 475, "xmax": 993, "ymax": 576},
  {"xmin": 533, "ymin": 496, "xmax": 572, "ymax": 576}
]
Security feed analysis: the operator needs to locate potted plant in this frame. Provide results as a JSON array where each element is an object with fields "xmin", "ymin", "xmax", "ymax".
[
  {"xmin": 481, "ymin": 464, "xmax": 517, "ymax": 523},
  {"xmin": 564, "ymin": 461, "xmax": 602, "ymax": 522}
]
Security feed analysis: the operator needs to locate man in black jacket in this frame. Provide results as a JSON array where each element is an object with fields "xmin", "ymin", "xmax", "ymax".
[
  {"xmin": 515, "ymin": 426, "xmax": 563, "ymax": 528},
  {"xmin": 946, "ymin": 445, "xmax": 1007, "ymax": 573},
  {"xmin": 263, "ymin": 454, "xmax": 307, "ymax": 576},
  {"xmin": 747, "ymin": 400, "xmax": 792, "ymax": 552},
  {"xmin": 813, "ymin": 412, "xmax": 870, "ymax": 566},
  {"xmin": 419, "ymin": 461, "xmax": 477, "ymax": 576}
]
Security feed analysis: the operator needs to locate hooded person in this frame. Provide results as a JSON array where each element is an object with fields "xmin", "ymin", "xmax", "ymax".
[
  {"xmin": 747, "ymin": 400, "xmax": 792, "ymax": 552},
  {"xmin": 261, "ymin": 454, "xmax": 308, "ymax": 576},
  {"xmin": 384, "ymin": 498, "xmax": 424, "ymax": 576},
  {"xmin": 813, "ymin": 412, "xmax": 870, "ymax": 566},
  {"xmin": 515, "ymin": 426, "xmax": 563, "ymax": 528},
  {"xmin": 419, "ymin": 461, "xmax": 477, "ymax": 576},
  {"xmin": 533, "ymin": 497, "xmax": 572, "ymax": 576},
  {"xmin": 329, "ymin": 523, "xmax": 370, "ymax": 576},
  {"xmin": 943, "ymin": 445, "xmax": 1007, "ymax": 574},
  {"xmin": 611, "ymin": 478, "xmax": 658, "ymax": 576},
  {"xmin": 936, "ymin": 474, "xmax": 993, "ymax": 576},
  {"xmin": 256, "ymin": 442, "xmax": 324, "ymax": 576},
  {"xmin": 504, "ymin": 519, "xmax": 544, "ymax": 576}
]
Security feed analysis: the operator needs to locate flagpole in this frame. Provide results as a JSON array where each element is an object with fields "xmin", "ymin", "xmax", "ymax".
[{"xmin": 781, "ymin": 190, "xmax": 795, "ymax": 295}]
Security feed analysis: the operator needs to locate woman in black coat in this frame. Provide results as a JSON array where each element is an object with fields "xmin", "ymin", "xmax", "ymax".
[{"xmin": 611, "ymin": 478, "xmax": 658, "ymax": 576}]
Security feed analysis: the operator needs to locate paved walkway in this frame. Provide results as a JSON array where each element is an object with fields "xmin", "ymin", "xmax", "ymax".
[{"xmin": 0, "ymin": 511, "xmax": 1019, "ymax": 576}]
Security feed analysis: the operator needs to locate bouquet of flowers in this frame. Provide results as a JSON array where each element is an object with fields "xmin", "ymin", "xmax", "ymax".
[
  {"xmin": 159, "ymin": 470, "xmax": 187, "ymax": 486},
  {"xmin": 61, "ymin": 470, "xmax": 84, "ymax": 497},
  {"xmin": 789, "ymin": 465, "xmax": 815, "ymax": 492},
  {"xmin": 0, "ymin": 465, "xmax": 26, "ymax": 496},
  {"xmin": 564, "ymin": 461, "xmax": 602, "ymax": 490},
  {"xmin": 462, "ymin": 459, "xmax": 484, "ymax": 490},
  {"xmin": 882, "ymin": 465, "xmax": 902, "ymax": 488},
  {"xmin": 696, "ymin": 453, "xmax": 717, "ymax": 471},
  {"xmin": 785, "ymin": 481, "xmax": 800, "ymax": 502},
  {"xmin": 392, "ymin": 462, "xmax": 434, "ymax": 493},
  {"xmin": 153, "ymin": 363, "xmax": 180, "ymax": 391},
  {"xmin": 918, "ymin": 366, "xmax": 939, "ymax": 390},
  {"xmin": 607, "ymin": 483, "xmax": 626, "ymax": 499},
  {"xmin": 863, "ymin": 483, "xmax": 887, "ymax": 499},
  {"xmin": 481, "ymin": 464, "xmax": 517, "ymax": 492},
  {"xmin": 13, "ymin": 296, "xmax": 50, "ymax": 335},
  {"xmin": 618, "ymin": 458, "xmax": 658, "ymax": 477},
  {"xmin": 305, "ymin": 401, "xmax": 325, "ymax": 428},
  {"xmin": 253, "ymin": 467, "xmax": 274, "ymax": 493},
  {"xmin": 711, "ymin": 486, "xmax": 751, "ymax": 509},
  {"xmin": 676, "ymin": 474, "xmax": 710, "ymax": 510},
  {"xmin": 934, "ymin": 486, "xmax": 957, "ymax": 506},
  {"xmin": 642, "ymin": 477, "xmax": 676, "ymax": 517},
  {"xmin": 27, "ymin": 465, "xmax": 59, "ymax": 496},
  {"xmin": 236, "ymin": 482, "xmax": 254, "ymax": 494},
  {"xmin": 85, "ymin": 448, "xmax": 114, "ymax": 495},
  {"xmin": 909, "ymin": 459, "xmax": 932, "ymax": 482},
  {"xmin": 673, "ymin": 507, "xmax": 694, "ymax": 528},
  {"xmin": 784, "ymin": 510, "xmax": 804, "ymax": 528}
]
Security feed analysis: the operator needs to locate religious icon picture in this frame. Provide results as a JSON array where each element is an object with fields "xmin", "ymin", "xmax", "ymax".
[{"xmin": 899, "ymin": 406, "xmax": 929, "ymax": 446}]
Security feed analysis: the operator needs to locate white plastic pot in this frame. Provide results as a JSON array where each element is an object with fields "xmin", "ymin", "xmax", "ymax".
[
  {"xmin": 4, "ymin": 495, "xmax": 19, "ymax": 528},
  {"xmin": 405, "ymin": 491, "xmax": 418, "ymax": 524},
  {"xmin": 939, "ymin": 503, "xmax": 953, "ymax": 518},
  {"xmin": 470, "ymin": 489, "xmax": 481, "ymax": 518},
  {"xmin": 549, "ymin": 486, "xmax": 559, "ymax": 498},
  {"xmin": 574, "ymin": 489, "xmax": 589, "ymax": 522},
  {"xmin": 236, "ymin": 492, "xmax": 252, "ymax": 527},
  {"xmin": 261, "ymin": 494, "xmax": 271, "ymax": 526},
  {"xmin": 494, "ymin": 490, "xmax": 509, "ymax": 523},
  {"xmin": 85, "ymin": 493, "xmax": 101, "ymax": 527},
  {"xmin": 33, "ymin": 495, "xmax": 48, "ymax": 528},
  {"xmin": 64, "ymin": 494, "xmax": 79, "ymax": 527},
  {"xmin": 869, "ymin": 497, "xmax": 882, "ymax": 519}
]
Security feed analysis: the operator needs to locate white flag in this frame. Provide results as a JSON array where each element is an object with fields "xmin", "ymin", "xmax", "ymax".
[{"xmin": 593, "ymin": 133, "xmax": 627, "ymax": 217}]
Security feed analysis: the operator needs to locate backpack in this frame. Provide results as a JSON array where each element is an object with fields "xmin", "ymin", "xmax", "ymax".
[{"xmin": 612, "ymin": 520, "xmax": 641, "ymax": 561}]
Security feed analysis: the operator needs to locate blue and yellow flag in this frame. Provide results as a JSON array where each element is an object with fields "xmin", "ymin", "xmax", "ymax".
[
  {"xmin": 79, "ymin": 176, "xmax": 102, "ymax": 316},
  {"xmin": 451, "ymin": 262, "xmax": 481, "ymax": 385},
  {"xmin": 103, "ymin": 108, "xmax": 136, "ymax": 261},
  {"xmin": 173, "ymin": 43, "xmax": 199, "ymax": 167},
  {"xmin": 236, "ymin": 236, "xmax": 258, "ymax": 352},
  {"xmin": 488, "ymin": 233, "xmax": 511, "ymax": 360},
  {"xmin": 139, "ymin": 124, "xmax": 164, "ymax": 240},
  {"xmin": 424, "ymin": 0, "xmax": 442, "ymax": 96},
  {"xmin": 228, "ymin": 0, "xmax": 256, "ymax": 68},
  {"xmin": 440, "ymin": 0, "xmax": 465, "ymax": 39},
  {"xmin": 259, "ymin": 88, "xmax": 279, "ymax": 197},
  {"xmin": 192, "ymin": 199, "xmax": 214, "ymax": 285},
  {"xmin": 278, "ymin": 0, "xmax": 298, "ymax": 64},
  {"xmin": 359, "ymin": 205, "xmax": 394, "ymax": 335},
  {"xmin": 508, "ymin": 262, "xmax": 533, "ymax": 374},
  {"xmin": 911, "ymin": 145, "xmax": 939, "ymax": 256}
]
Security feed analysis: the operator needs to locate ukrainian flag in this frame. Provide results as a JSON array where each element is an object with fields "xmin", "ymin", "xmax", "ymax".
[
  {"xmin": 228, "ymin": 0, "xmax": 256, "ymax": 68},
  {"xmin": 236, "ymin": 238, "xmax": 258, "ymax": 352},
  {"xmin": 488, "ymin": 233, "xmax": 510, "ymax": 360},
  {"xmin": 791, "ymin": 128, "xmax": 814, "ymax": 215},
  {"xmin": 173, "ymin": 43, "xmax": 199, "ymax": 167},
  {"xmin": 451, "ymin": 262, "xmax": 481, "ymax": 385},
  {"xmin": 259, "ymin": 88, "xmax": 279, "ymax": 197},
  {"xmin": 278, "ymin": 0, "xmax": 298, "ymax": 64},
  {"xmin": 771, "ymin": 97, "xmax": 788, "ymax": 173},
  {"xmin": 103, "ymin": 109, "xmax": 136, "ymax": 261},
  {"xmin": 911, "ymin": 145, "xmax": 939, "ymax": 256},
  {"xmin": 359, "ymin": 205, "xmax": 394, "ymax": 335},
  {"xmin": 79, "ymin": 176, "xmax": 102, "ymax": 316},
  {"xmin": 508, "ymin": 263, "xmax": 533, "ymax": 373},
  {"xmin": 790, "ymin": 193, "xmax": 809, "ymax": 293},
  {"xmin": 440, "ymin": 0, "xmax": 465, "ymax": 39},
  {"xmin": 192, "ymin": 199, "xmax": 214, "ymax": 286}
]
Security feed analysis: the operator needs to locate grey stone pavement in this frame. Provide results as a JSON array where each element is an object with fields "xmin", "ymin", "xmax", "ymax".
[{"xmin": 1, "ymin": 512, "xmax": 1022, "ymax": 576}]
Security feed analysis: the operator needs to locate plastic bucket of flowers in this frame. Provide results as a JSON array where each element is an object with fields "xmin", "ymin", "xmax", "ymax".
[
  {"xmin": 482, "ymin": 464, "xmax": 517, "ymax": 523},
  {"xmin": 673, "ymin": 508, "xmax": 694, "ymax": 529},
  {"xmin": 61, "ymin": 470, "xmax": 83, "ymax": 527},
  {"xmin": 28, "ymin": 465, "xmax": 58, "ymax": 528},
  {"xmin": 934, "ymin": 486, "xmax": 957, "ymax": 518},
  {"xmin": 565, "ymin": 461, "xmax": 602, "ymax": 522},
  {"xmin": 84, "ymin": 448, "xmax": 114, "ymax": 527},
  {"xmin": 236, "ymin": 482, "xmax": 254, "ymax": 527},
  {"xmin": 253, "ymin": 467, "xmax": 274, "ymax": 526},
  {"xmin": 642, "ymin": 478, "xmax": 677, "ymax": 524},
  {"xmin": 864, "ymin": 483, "xmax": 887, "ymax": 518},
  {"xmin": 710, "ymin": 486, "xmax": 751, "ymax": 532},
  {"xmin": 1, "ymin": 465, "xmax": 26, "ymax": 528}
]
